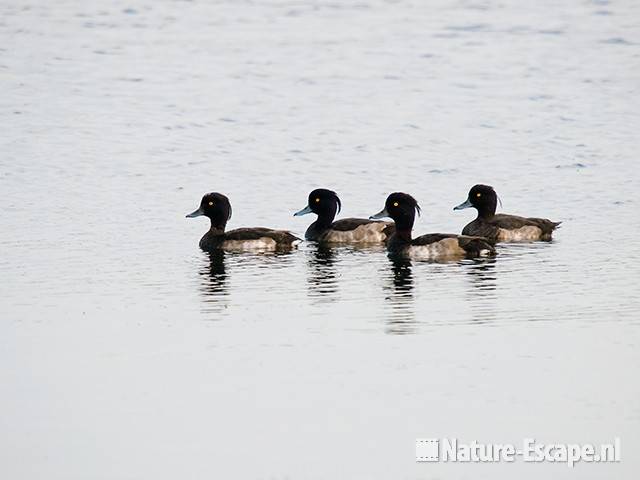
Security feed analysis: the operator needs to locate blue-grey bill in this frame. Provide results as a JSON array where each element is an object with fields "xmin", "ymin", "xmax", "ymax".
[
  {"xmin": 454, "ymin": 199, "xmax": 473, "ymax": 211},
  {"xmin": 186, "ymin": 207, "xmax": 204, "ymax": 218},
  {"xmin": 293, "ymin": 205, "xmax": 313, "ymax": 217},
  {"xmin": 369, "ymin": 208, "xmax": 389, "ymax": 220}
]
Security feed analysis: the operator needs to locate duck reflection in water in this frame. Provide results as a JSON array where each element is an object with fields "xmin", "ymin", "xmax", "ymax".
[
  {"xmin": 198, "ymin": 250, "xmax": 229, "ymax": 313},
  {"xmin": 306, "ymin": 244, "xmax": 339, "ymax": 301},
  {"xmin": 465, "ymin": 257, "xmax": 498, "ymax": 292},
  {"xmin": 463, "ymin": 256, "xmax": 498, "ymax": 324},
  {"xmin": 383, "ymin": 254, "xmax": 417, "ymax": 334}
]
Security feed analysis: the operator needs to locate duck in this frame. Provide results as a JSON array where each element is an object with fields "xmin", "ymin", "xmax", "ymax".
[
  {"xmin": 294, "ymin": 188, "xmax": 394, "ymax": 243},
  {"xmin": 454, "ymin": 184, "xmax": 561, "ymax": 242},
  {"xmin": 187, "ymin": 192, "xmax": 301, "ymax": 251},
  {"xmin": 370, "ymin": 192, "xmax": 495, "ymax": 259}
]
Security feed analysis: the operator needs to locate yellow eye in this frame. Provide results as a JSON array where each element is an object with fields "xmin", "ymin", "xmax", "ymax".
[
  {"xmin": 476, "ymin": 193, "xmax": 481, "ymax": 198},
  {"xmin": 208, "ymin": 201, "xmax": 214, "ymax": 206},
  {"xmin": 393, "ymin": 202, "xmax": 399, "ymax": 207},
  {"xmin": 315, "ymin": 198, "xmax": 320, "ymax": 203}
]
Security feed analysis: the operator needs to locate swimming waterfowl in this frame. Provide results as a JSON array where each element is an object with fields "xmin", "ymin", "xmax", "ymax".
[
  {"xmin": 454, "ymin": 184, "xmax": 561, "ymax": 242},
  {"xmin": 370, "ymin": 192, "xmax": 495, "ymax": 259},
  {"xmin": 187, "ymin": 192, "xmax": 300, "ymax": 251},
  {"xmin": 294, "ymin": 188, "xmax": 394, "ymax": 243}
]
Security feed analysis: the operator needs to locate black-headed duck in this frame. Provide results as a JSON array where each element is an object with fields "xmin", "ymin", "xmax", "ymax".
[
  {"xmin": 187, "ymin": 192, "xmax": 300, "ymax": 251},
  {"xmin": 370, "ymin": 192, "xmax": 495, "ymax": 259},
  {"xmin": 294, "ymin": 188, "xmax": 394, "ymax": 243},
  {"xmin": 454, "ymin": 184, "xmax": 561, "ymax": 242}
]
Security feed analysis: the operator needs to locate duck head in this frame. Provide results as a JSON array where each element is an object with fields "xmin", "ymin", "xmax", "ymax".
[
  {"xmin": 454, "ymin": 184, "xmax": 498, "ymax": 218},
  {"xmin": 186, "ymin": 192, "xmax": 232, "ymax": 230}
]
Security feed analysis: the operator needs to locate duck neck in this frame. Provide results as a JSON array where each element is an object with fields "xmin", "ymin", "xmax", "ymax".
[
  {"xmin": 392, "ymin": 212, "xmax": 414, "ymax": 243},
  {"xmin": 208, "ymin": 218, "xmax": 227, "ymax": 235},
  {"xmin": 478, "ymin": 209, "xmax": 496, "ymax": 220},
  {"xmin": 306, "ymin": 215, "xmax": 333, "ymax": 240},
  {"xmin": 477, "ymin": 202, "xmax": 496, "ymax": 220},
  {"xmin": 394, "ymin": 228, "xmax": 412, "ymax": 242},
  {"xmin": 315, "ymin": 212, "xmax": 335, "ymax": 229},
  {"xmin": 388, "ymin": 228, "xmax": 412, "ymax": 252},
  {"xmin": 311, "ymin": 207, "xmax": 337, "ymax": 232}
]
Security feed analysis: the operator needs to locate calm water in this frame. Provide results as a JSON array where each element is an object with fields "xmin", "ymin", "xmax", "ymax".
[{"xmin": 1, "ymin": 0, "xmax": 639, "ymax": 478}]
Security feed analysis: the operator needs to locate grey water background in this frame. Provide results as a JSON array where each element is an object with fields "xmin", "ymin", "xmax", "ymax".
[{"xmin": 1, "ymin": 0, "xmax": 639, "ymax": 478}]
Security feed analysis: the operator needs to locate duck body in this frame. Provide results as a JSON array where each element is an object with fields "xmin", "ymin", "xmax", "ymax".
[
  {"xmin": 306, "ymin": 218, "xmax": 395, "ymax": 243},
  {"xmin": 199, "ymin": 227, "xmax": 301, "ymax": 252},
  {"xmin": 462, "ymin": 214, "xmax": 560, "ymax": 242},
  {"xmin": 387, "ymin": 232, "xmax": 495, "ymax": 260},
  {"xmin": 370, "ymin": 192, "xmax": 495, "ymax": 260},
  {"xmin": 295, "ymin": 189, "xmax": 394, "ymax": 244},
  {"xmin": 454, "ymin": 184, "xmax": 561, "ymax": 242},
  {"xmin": 187, "ymin": 193, "xmax": 300, "ymax": 252}
]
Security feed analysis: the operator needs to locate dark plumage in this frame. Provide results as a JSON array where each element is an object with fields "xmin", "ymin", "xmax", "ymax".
[
  {"xmin": 187, "ymin": 192, "xmax": 300, "ymax": 251},
  {"xmin": 370, "ymin": 192, "xmax": 495, "ymax": 259},
  {"xmin": 294, "ymin": 188, "xmax": 394, "ymax": 243},
  {"xmin": 454, "ymin": 184, "xmax": 561, "ymax": 242}
]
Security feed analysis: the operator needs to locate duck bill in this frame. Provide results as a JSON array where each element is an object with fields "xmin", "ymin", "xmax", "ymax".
[
  {"xmin": 186, "ymin": 207, "xmax": 204, "ymax": 218},
  {"xmin": 293, "ymin": 205, "xmax": 313, "ymax": 217},
  {"xmin": 453, "ymin": 199, "xmax": 473, "ymax": 211},
  {"xmin": 369, "ymin": 208, "xmax": 389, "ymax": 220}
]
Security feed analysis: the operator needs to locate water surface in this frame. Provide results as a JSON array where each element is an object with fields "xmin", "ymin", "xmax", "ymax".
[{"xmin": 1, "ymin": 1, "xmax": 639, "ymax": 478}]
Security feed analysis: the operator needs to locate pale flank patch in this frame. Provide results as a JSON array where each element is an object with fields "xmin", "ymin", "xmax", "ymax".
[
  {"xmin": 497, "ymin": 226, "xmax": 543, "ymax": 242},
  {"xmin": 222, "ymin": 237, "xmax": 278, "ymax": 251},
  {"xmin": 323, "ymin": 223, "xmax": 389, "ymax": 243},
  {"xmin": 407, "ymin": 238, "xmax": 466, "ymax": 260}
]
